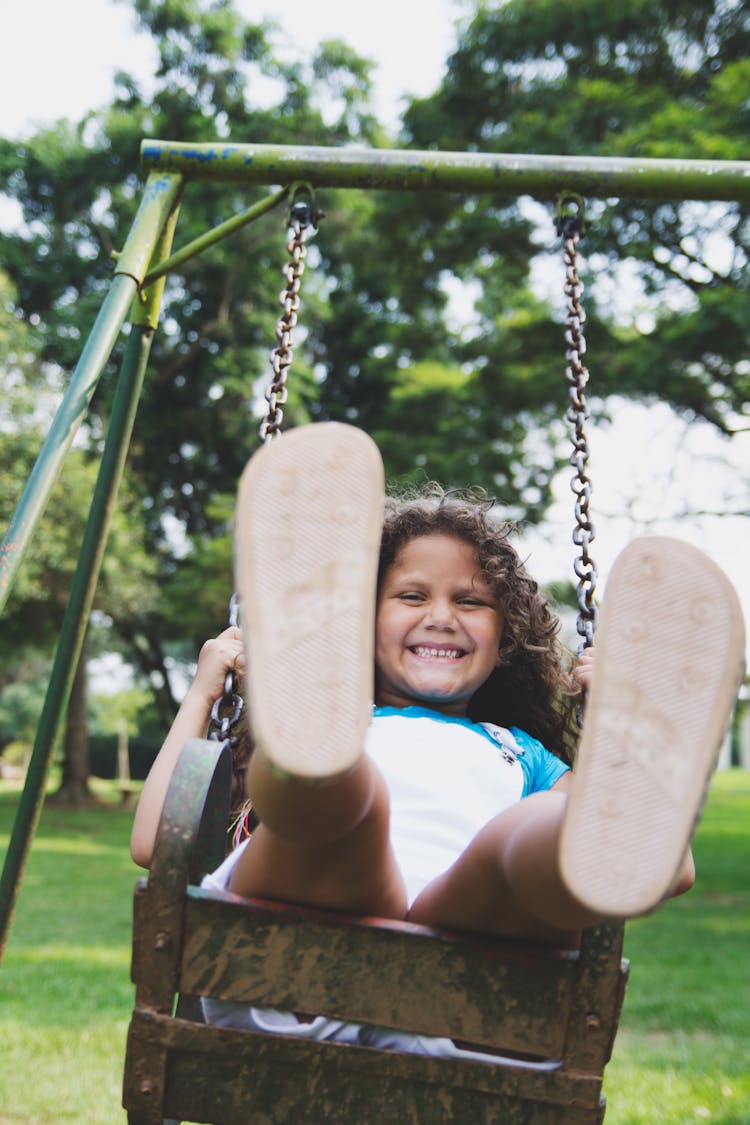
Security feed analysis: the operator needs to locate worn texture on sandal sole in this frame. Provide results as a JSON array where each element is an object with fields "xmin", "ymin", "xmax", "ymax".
[
  {"xmin": 235, "ymin": 423, "xmax": 383, "ymax": 781},
  {"xmin": 560, "ymin": 536, "xmax": 745, "ymax": 918}
]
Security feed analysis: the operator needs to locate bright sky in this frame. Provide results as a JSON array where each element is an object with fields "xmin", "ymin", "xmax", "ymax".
[
  {"xmin": 1, "ymin": 0, "xmax": 463, "ymax": 138},
  {"xmin": 3, "ymin": 0, "xmax": 749, "ymax": 640}
]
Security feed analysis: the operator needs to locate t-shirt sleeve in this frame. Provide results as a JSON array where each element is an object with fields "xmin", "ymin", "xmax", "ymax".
[{"xmin": 509, "ymin": 727, "xmax": 569, "ymax": 796}]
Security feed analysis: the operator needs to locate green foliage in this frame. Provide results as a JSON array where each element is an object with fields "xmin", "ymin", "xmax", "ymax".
[
  {"xmin": 0, "ymin": 351, "xmax": 158, "ymax": 667},
  {"xmin": 2, "ymin": 0, "xmax": 748, "ymax": 727},
  {"xmin": 0, "ymin": 677, "xmax": 48, "ymax": 748},
  {"xmin": 401, "ymin": 0, "xmax": 750, "ymax": 433},
  {"xmin": 88, "ymin": 686, "xmax": 155, "ymax": 739},
  {"xmin": 1, "ymin": 0, "xmax": 387, "ymax": 704}
]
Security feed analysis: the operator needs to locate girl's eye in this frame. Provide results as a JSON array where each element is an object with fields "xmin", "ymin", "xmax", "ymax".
[
  {"xmin": 458, "ymin": 597, "xmax": 485, "ymax": 607},
  {"xmin": 398, "ymin": 591, "xmax": 424, "ymax": 603}
]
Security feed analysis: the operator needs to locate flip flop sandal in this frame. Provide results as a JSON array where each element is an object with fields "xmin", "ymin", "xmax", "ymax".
[
  {"xmin": 235, "ymin": 423, "xmax": 384, "ymax": 782},
  {"xmin": 560, "ymin": 536, "xmax": 745, "ymax": 917}
]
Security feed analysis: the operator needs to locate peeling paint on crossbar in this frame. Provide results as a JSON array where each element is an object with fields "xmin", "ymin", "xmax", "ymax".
[{"xmin": 141, "ymin": 140, "xmax": 750, "ymax": 202}]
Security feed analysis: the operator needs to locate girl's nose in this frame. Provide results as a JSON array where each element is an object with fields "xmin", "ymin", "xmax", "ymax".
[{"xmin": 424, "ymin": 600, "xmax": 457, "ymax": 629}]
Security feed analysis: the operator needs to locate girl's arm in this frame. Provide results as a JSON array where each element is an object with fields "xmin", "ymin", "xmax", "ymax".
[{"xmin": 130, "ymin": 626, "xmax": 245, "ymax": 868}]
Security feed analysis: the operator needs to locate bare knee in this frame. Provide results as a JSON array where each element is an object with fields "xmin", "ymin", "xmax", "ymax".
[
  {"xmin": 230, "ymin": 758, "xmax": 407, "ymax": 917},
  {"xmin": 408, "ymin": 791, "xmax": 590, "ymax": 942},
  {"xmin": 247, "ymin": 753, "xmax": 384, "ymax": 845},
  {"xmin": 500, "ymin": 791, "xmax": 568, "ymax": 878}
]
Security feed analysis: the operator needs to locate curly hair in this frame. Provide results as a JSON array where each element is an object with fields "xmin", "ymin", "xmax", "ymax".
[
  {"xmin": 230, "ymin": 483, "xmax": 581, "ymax": 819},
  {"xmin": 379, "ymin": 485, "xmax": 580, "ymax": 764}
]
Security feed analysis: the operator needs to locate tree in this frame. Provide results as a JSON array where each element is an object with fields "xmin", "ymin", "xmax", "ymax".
[
  {"xmin": 2, "ymin": 0, "xmax": 748, "ymax": 774},
  {"xmin": 395, "ymin": 0, "xmax": 750, "ymax": 434},
  {"xmin": 0, "ymin": 268, "xmax": 162, "ymax": 801},
  {"xmin": 0, "ymin": 0, "xmax": 388, "ymax": 709}
]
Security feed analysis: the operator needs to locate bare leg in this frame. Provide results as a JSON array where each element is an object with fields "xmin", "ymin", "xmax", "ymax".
[
  {"xmin": 228, "ymin": 751, "xmax": 408, "ymax": 917},
  {"xmin": 229, "ymin": 424, "xmax": 405, "ymax": 912},
  {"xmin": 406, "ymin": 791, "xmax": 598, "ymax": 945}
]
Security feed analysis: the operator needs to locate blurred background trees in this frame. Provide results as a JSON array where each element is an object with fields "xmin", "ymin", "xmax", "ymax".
[{"xmin": 1, "ymin": 0, "xmax": 747, "ymax": 797}]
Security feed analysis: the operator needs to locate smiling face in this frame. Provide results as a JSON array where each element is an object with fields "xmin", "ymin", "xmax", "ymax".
[{"xmin": 375, "ymin": 533, "xmax": 504, "ymax": 716}]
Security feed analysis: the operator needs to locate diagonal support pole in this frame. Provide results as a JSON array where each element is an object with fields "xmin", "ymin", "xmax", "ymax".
[
  {"xmin": 0, "ymin": 181, "xmax": 183, "ymax": 962},
  {"xmin": 0, "ymin": 172, "xmax": 183, "ymax": 617}
]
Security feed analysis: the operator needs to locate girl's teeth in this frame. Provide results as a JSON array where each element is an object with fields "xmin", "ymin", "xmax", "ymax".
[{"xmin": 414, "ymin": 647, "xmax": 461, "ymax": 659}]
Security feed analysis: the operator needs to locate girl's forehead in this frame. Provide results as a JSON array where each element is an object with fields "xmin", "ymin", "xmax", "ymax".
[{"xmin": 389, "ymin": 533, "xmax": 483, "ymax": 574}]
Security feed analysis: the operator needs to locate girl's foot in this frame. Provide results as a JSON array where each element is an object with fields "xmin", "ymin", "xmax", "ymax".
[
  {"xmin": 560, "ymin": 537, "xmax": 745, "ymax": 917},
  {"xmin": 235, "ymin": 423, "xmax": 384, "ymax": 782}
]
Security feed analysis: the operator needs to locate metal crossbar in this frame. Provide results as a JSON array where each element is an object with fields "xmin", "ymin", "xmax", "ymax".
[{"xmin": 140, "ymin": 140, "xmax": 750, "ymax": 201}]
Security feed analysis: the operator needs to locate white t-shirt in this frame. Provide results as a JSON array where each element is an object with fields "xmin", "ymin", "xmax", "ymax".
[
  {"xmin": 365, "ymin": 706, "xmax": 567, "ymax": 901},
  {"xmin": 205, "ymin": 705, "xmax": 569, "ymax": 905}
]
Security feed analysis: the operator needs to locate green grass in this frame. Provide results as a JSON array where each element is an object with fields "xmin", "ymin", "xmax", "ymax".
[
  {"xmin": 604, "ymin": 771, "xmax": 750, "ymax": 1125},
  {"xmin": 0, "ymin": 782, "xmax": 138, "ymax": 1124},
  {"xmin": 0, "ymin": 772, "xmax": 748, "ymax": 1124}
]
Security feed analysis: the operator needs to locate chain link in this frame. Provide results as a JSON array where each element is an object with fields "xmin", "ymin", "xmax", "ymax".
[
  {"xmin": 559, "ymin": 203, "xmax": 598, "ymax": 651},
  {"xmin": 205, "ymin": 593, "xmax": 242, "ymax": 745},
  {"xmin": 258, "ymin": 200, "xmax": 315, "ymax": 444},
  {"xmin": 208, "ymin": 683, "xmax": 245, "ymax": 747}
]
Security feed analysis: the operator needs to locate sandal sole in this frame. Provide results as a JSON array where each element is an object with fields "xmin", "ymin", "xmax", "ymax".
[
  {"xmin": 235, "ymin": 423, "xmax": 383, "ymax": 781},
  {"xmin": 560, "ymin": 536, "xmax": 745, "ymax": 917}
]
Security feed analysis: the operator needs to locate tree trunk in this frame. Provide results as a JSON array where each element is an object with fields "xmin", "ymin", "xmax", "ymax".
[
  {"xmin": 115, "ymin": 620, "xmax": 179, "ymax": 729},
  {"xmin": 49, "ymin": 636, "xmax": 96, "ymax": 807}
]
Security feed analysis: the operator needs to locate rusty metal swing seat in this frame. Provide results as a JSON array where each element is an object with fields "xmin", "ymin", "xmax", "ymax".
[{"xmin": 123, "ymin": 196, "xmax": 628, "ymax": 1125}]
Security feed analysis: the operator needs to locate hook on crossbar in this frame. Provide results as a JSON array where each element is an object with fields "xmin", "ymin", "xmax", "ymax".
[
  {"xmin": 555, "ymin": 192, "xmax": 588, "ymax": 240},
  {"xmin": 287, "ymin": 181, "xmax": 322, "ymax": 234}
]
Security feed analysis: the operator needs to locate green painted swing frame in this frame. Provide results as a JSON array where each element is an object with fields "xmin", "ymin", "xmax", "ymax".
[{"xmin": 2, "ymin": 141, "xmax": 750, "ymax": 1122}]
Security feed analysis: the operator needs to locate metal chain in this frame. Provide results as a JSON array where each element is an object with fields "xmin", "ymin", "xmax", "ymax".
[
  {"xmin": 207, "ymin": 593, "xmax": 243, "ymax": 746},
  {"xmin": 211, "ymin": 194, "xmax": 317, "ymax": 759},
  {"xmin": 258, "ymin": 197, "xmax": 316, "ymax": 443},
  {"xmin": 557, "ymin": 197, "xmax": 598, "ymax": 651}
]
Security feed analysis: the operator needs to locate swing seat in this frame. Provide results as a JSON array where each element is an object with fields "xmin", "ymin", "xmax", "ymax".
[{"xmin": 123, "ymin": 739, "xmax": 628, "ymax": 1124}]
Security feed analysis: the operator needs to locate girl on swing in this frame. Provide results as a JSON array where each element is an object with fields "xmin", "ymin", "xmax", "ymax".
[{"xmin": 131, "ymin": 423, "xmax": 744, "ymax": 1055}]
